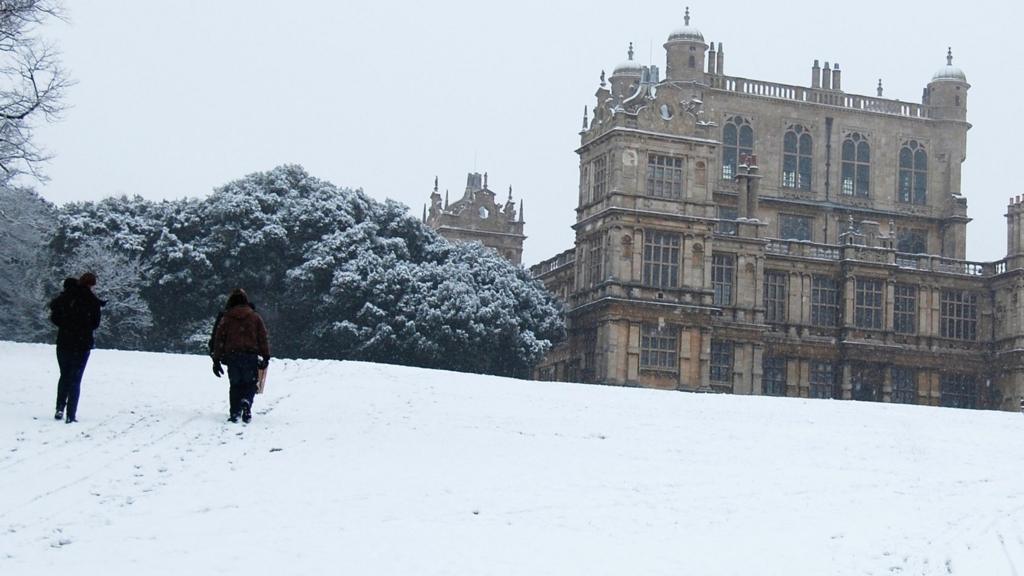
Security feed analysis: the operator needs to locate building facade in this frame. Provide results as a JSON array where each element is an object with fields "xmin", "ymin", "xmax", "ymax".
[
  {"xmin": 531, "ymin": 11, "xmax": 1024, "ymax": 410},
  {"xmin": 424, "ymin": 172, "xmax": 526, "ymax": 264}
]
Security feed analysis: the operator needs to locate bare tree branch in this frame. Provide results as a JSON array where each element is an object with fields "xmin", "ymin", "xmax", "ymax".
[{"xmin": 0, "ymin": 0, "xmax": 70, "ymax": 184}]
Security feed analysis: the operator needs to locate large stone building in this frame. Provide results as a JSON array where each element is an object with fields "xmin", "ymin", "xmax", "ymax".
[
  {"xmin": 423, "ymin": 172, "xmax": 526, "ymax": 264},
  {"xmin": 531, "ymin": 10, "xmax": 1024, "ymax": 410}
]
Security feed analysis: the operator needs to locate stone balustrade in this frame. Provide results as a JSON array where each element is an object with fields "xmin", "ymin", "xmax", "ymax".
[{"xmin": 709, "ymin": 76, "xmax": 927, "ymax": 119}]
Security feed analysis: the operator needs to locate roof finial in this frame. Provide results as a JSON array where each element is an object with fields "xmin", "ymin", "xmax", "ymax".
[
  {"xmin": 684, "ymin": 6, "xmax": 690, "ymax": 26},
  {"xmin": 582, "ymin": 105, "xmax": 589, "ymax": 130},
  {"xmin": 947, "ymin": 47, "xmax": 953, "ymax": 66},
  {"xmin": 508, "ymin": 185, "xmax": 513, "ymax": 201},
  {"xmin": 877, "ymin": 78, "xmax": 883, "ymax": 97},
  {"xmin": 627, "ymin": 42, "xmax": 634, "ymax": 61},
  {"xmin": 600, "ymin": 70, "xmax": 606, "ymax": 86},
  {"xmin": 483, "ymin": 172, "xmax": 488, "ymax": 189},
  {"xmin": 433, "ymin": 175, "xmax": 438, "ymax": 192}
]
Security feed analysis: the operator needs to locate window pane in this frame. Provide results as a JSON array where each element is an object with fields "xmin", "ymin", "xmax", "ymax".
[
  {"xmin": 857, "ymin": 141, "xmax": 870, "ymax": 163},
  {"xmin": 811, "ymin": 276, "xmax": 839, "ymax": 327},
  {"xmin": 892, "ymin": 366, "xmax": 917, "ymax": 404},
  {"xmin": 799, "ymin": 133, "xmax": 812, "ymax": 156},
  {"xmin": 762, "ymin": 356, "xmax": 787, "ymax": 396},
  {"xmin": 894, "ymin": 284, "xmax": 917, "ymax": 334},
  {"xmin": 712, "ymin": 253, "xmax": 735, "ymax": 306},
  {"xmin": 856, "ymin": 164, "xmax": 870, "ymax": 196},
  {"xmin": 810, "ymin": 362, "xmax": 838, "ymax": 399},
  {"xmin": 717, "ymin": 207, "xmax": 738, "ymax": 236},
  {"xmin": 899, "ymin": 146, "xmax": 913, "ymax": 168},
  {"xmin": 646, "ymin": 154, "xmax": 684, "ymax": 199},
  {"xmin": 642, "ymin": 230, "xmax": 680, "ymax": 288},
  {"xmin": 940, "ymin": 290, "xmax": 977, "ymax": 340},
  {"xmin": 842, "ymin": 140, "xmax": 854, "ymax": 161},
  {"xmin": 855, "ymin": 278, "xmax": 883, "ymax": 329},
  {"xmin": 784, "ymin": 131, "xmax": 797, "ymax": 153},
  {"xmin": 641, "ymin": 324, "xmax": 678, "ymax": 372},
  {"xmin": 764, "ymin": 271, "xmax": 787, "ymax": 323},
  {"xmin": 739, "ymin": 125, "xmax": 753, "ymax": 149},
  {"xmin": 710, "ymin": 340, "xmax": 733, "ymax": 383},
  {"xmin": 724, "ymin": 123, "xmax": 737, "ymax": 146},
  {"xmin": 779, "ymin": 214, "xmax": 812, "ymax": 241},
  {"xmin": 940, "ymin": 373, "xmax": 976, "ymax": 409},
  {"xmin": 798, "ymin": 157, "xmax": 812, "ymax": 190}
]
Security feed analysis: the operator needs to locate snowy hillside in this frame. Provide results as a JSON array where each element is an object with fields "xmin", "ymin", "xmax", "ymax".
[{"xmin": 2, "ymin": 342, "xmax": 1024, "ymax": 575}]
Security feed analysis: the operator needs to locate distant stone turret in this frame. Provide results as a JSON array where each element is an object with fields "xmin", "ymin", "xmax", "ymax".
[
  {"xmin": 609, "ymin": 43, "xmax": 642, "ymax": 100},
  {"xmin": 423, "ymin": 172, "xmax": 526, "ymax": 264},
  {"xmin": 664, "ymin": 7, "xmax": 708, "ymax": 83},
  {"xmin": 927, "ymin": 47, "xmax": 969, "ymax": 122}
]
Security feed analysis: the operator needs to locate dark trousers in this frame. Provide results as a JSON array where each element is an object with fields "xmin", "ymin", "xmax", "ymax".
[
  {"xmin": 224, "ymin": 352, "xmax": 258, "ymax": 416},
  {"xmin": 56, "ymin": 347, "xmax": 91, "ymax": 419}
]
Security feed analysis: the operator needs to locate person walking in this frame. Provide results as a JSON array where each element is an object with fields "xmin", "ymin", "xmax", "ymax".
[
  {"xmin": 211, "ymin": 288, "xmax": 270, "ymax": 423},
  {"xmin": 48, "ymin": 272, "xmax": 103, "ymax": 423}
]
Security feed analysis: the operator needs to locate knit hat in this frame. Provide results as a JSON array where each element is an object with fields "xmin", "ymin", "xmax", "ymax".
[{"xmin": 226, "ymin": 288, "xmax": 249, "ymax": 308}]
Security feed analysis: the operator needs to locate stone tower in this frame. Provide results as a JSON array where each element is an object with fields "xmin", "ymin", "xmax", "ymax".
[
  {"xmin": 664, "ymin": 6, "xmax": 708, "ymax": 83},
  {"xmin": 530, "ymin": 11, "xmax": 1024, "ymax": 411},
  {"xmin": 423, "ymin": 172, "xmax": 526, "ymax": 264}
]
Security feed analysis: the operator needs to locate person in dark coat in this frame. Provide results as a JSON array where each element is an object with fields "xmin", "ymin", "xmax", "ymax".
[
  {"xmin": 48, "ymin": 272, "xmax": 103, "ymax": 423},
  {"xmin": 207, "ymin": 299, "xmax": 256, "ymax": 359},
  {"xmin": 211, "ymin": 288, "xmax": 270, "ymax": 423}
]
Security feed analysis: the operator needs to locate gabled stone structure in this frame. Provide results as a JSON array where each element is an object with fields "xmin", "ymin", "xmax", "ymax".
[{"xmin": 424, "ymin": 172, "xmax": 525, "ymax": 264}]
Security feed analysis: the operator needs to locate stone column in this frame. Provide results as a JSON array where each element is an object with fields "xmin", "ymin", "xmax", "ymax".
[
  {"xmin": 751, "ymin": 344, "xmax": 764, "ymax": 396},
  {"xmin": 885, "ymin": 279, "xmax": 896, "ymax": 332},
  {"xmin": 841, "ymin": 362, "xmax": 852, "ymax": 400}
]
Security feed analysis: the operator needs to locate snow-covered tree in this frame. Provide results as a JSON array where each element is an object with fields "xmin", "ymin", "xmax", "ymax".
[
  {"xmin": 0, "ymin": 185, "xmax": 55, "ymax": 341},
  {"xmin": 46, "ymin": 164, "xmax": 565, "ymax": 376}
]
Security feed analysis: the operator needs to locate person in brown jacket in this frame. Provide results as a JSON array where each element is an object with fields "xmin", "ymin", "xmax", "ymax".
[{"xmin": 211, "ymin": 288, "xmax": 270, "ymax": 423}]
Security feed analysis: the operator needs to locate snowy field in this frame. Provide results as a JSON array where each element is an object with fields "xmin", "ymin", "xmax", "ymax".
[{"xmin": 2, "ymin": 341, "xmax": 1024, "ymax": 575}]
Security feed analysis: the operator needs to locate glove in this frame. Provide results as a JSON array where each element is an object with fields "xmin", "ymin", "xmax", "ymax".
[
  {"xmin": 258, "ymin": 357, "xmax": 270, "ymax": 370},
  {"xmin": 212, "ymin": 361, "xmax": 224, "ymax": 378}
]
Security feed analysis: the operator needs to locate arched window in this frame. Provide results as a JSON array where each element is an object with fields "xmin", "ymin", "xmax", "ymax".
[
  {"xmin": 782, "ymin": 124, "xmax": 812, "ymax": 190},
  {"xmin": 898, "ymin": 140, "xmax": 927, "ymax": 205},
  {"xmin": 840, "ymin": 132, "xmax": 870, "ymax": 197},
  {"xmin": 722, "ymin": 116, "xmax": 753, "ymax": 179},
  {"xmin": 688, "ymin": 55, "xmax": 696, "ymax": 68}
]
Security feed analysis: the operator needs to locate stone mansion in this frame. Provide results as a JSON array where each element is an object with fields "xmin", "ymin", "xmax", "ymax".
[{"xmin": 526, "ymin": 10, "xmax": 1024, "ymax": 411}]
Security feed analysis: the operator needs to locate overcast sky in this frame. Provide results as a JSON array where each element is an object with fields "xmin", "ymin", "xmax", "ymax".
[{"xmin": 33, "ymin": 1, "xmax": 1021, "ymax": 266}]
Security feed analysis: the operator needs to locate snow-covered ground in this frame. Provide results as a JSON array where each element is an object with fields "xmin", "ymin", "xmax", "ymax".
[{"xmin": 2, "ymin": 341, "xmax": 1024, "ymax": 575}]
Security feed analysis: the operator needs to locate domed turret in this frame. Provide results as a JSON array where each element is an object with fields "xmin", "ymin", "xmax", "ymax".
[
  {"xmin": 668, "ymin": 8, "xmax": 704, "ymax": 43},
  {"xmin": 932, "ymin": 47, "xmax": 967, "ymax": 82},
  {"xmin": 664, "ymin": 7, "xmax": 707, "ymax": 82},
  {"xmin": 926, "ymin": 47, "xmax": 969, "ymax": 121},
  {"xmin": 611, "ymin": 42, "xmax": 642, "ymax": 78},
  {"xmin": 609, "ymin": 43, "xmax": 642, "ymax": 99}
]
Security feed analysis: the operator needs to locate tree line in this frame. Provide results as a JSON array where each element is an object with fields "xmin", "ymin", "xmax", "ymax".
[{"xmin": 1, "ymin": 165, "xmax": 565, "ymax": 378}]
